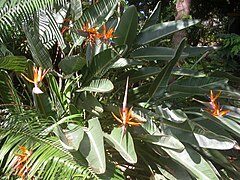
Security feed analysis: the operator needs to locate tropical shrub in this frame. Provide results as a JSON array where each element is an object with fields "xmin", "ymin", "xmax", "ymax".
[{"xmin": 0, "ymin": 0, "xmax": 239, "ymax": 179}]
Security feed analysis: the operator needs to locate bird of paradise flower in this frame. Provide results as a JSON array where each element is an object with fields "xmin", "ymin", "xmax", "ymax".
[
  {"xmin": 193, "ymin": 90, "xmax": 230, "ymax": 116},
  {"xmin": 13, "ymin": 146, "xmax": 32, "ymax": 180},
  {"xmin": 21, "ymin": 66, "xmax": 49, "ymax": 94},
  {"xmin": 111, "ymin": 77, "xmax": 144, "ymax": 143}
]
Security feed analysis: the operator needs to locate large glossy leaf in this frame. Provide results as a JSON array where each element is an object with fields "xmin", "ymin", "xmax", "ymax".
[
  {"xmin": 136, "ymin": 19, "xmax": 200, "ymax": 45},
  {"xmin": 58, "ymin": 55, "xmax": 86, "ymax": 74},
  {"xmin": 140, "ymin": 134, "xmax": 184, "ymax": 151},
  {"xmin": 23, "ymin": 25, "xmax": 52, "ymax": 69},
  {"xmin": 156, "ymin": 106, "xmax": 188, "ymax": 123},
  {"xmin": 77, "ymin": 79, "xmax": 114, "ymax": 93},
  {"xmin": 70, "ymin": 0, "xmax": 82, "ymax": 21},
  {"xmin": 163, "ymin": 145, "xmax": 219, "ymax": 180},
  {"xmin": 148, "ymin": 38, "xmax": 186, "ymax": 99},
  {"xmin": 114, "ymin": 5, "xmax": 138, "ymax": 47},
  {"xmin": 184, "ymin": 46, "xmax": 216, "ymax": 57},
  {"xmin": 162, "ymin": 119, "xmax": 237, "ymax": 150},
  {"xmin": 80, "ymin": 118, "xmax": 106, "ymax": 174},
  {"xmin": 104, "ymin": 127, "xmax": 137, "ymax": 164},
  {"xmin": 142, "ymin": 1, "xmax": 161, "ymax": 29},
  {"xmin": 0, "ymin": 56, "xmax": 27, "ymax": 72},
  {"xmin": 130, "ymin": 47, "xmax": 188, "ymax": 61}
]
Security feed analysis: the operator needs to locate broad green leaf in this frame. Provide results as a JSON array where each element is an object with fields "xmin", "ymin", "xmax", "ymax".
[
  {"xmin": 140, "ymin": 134, "xmax": 184, "ymax": 151},
  {"xmin": 142, "ymin": 1, "xmax": 161, "ymax": 29},
  {"xmin": 59, "ymin": 55, "xmax": 86, "ymax": 74},
  {"xmin": 202, "ymin": 112, "xmax": 240, "ymax": 137},
  {"xmin": 130, "ymin": 47, "xmax": 188, "ymax": 61},
  {"xmin": 70, "ymin": 0, "xmax": 82, "ymax": 21},
  {"xmin": 77, "ymin": 79, "xmax": 114, "ymax": 93},
  {"xmin": 156, "ymin": 106, "xmax": 188, "ymax": 123},
  {"xmin": 80, "ymin": 118, "xmax": 106, "ymax": 174},
  {"xmin": 23, "ymin": 25, "xmax": 52, "ymax": 69},
  {"xmin": 76, "ymin": 92, "xmax": 103, "ymax": 116},
  {"xmin": 136, "ymin": 19, "xmax": 200, "ymax": 45},
  {"xmin": 104, "ymin": 127, "xmax": 137, "ymax": 164},
  {"xmin": 163, "ymin": 119, "xmax": 237, "ymax": 149},
  {"xmin": 163, "ymin": 145, "xmax": 218, "ymax": 180},
  {"xmin": 0, "ymin": 56, "xmax": 27, "ymax": 72},
  {"xmin": 84, "ymin": 46, "xmax": 126, "ymax": 83},
  {"xmin": 148, "ymin": 38, "xmax": 186, "ymax": 99},
  {"xmin": 114, "ymin": 5, "xmax": 138, "ymax": 47},
  {"xmin": 211, "ymin": 70, "xmax": 240, "ymax": 83},
  {"xmin": 184, "ymin": 46, "xmax": 216, "ymax": 57}
]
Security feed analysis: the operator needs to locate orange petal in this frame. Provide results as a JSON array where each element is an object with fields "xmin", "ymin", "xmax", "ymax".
[{"xmin": 111, "ymin": 112, "xmax": 123, "ymax": 124}]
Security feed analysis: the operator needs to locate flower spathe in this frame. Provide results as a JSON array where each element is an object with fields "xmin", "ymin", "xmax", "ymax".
[
  {"xmin": 21, "ymin": 66, "xmax": 49, "ymax": 94},
  {"xmin": 111, "ymin": 77, "xmax": 142, "ymax": 143},
  {"xmin": 13, "ymin": 146, "xmax": 32, "ymax": 180}
]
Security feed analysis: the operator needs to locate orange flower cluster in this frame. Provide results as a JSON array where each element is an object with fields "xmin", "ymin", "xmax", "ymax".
[
  {"xmin": 194, "ymin": 90, "xmax": 230, "ymax": 116},
  {"xmin": 13, "ymin": 146, "xmax": 32, "ymax": 180},
  {"xmin": 21, "ymin": 66, "xmax": 49, "ymax": 94},
  {"xmin": 81, "ymin": 21, "xmax": 115, "ymax": 46},
  {"xmin": 111, "ymin": 77, "xmax": 145, "ymax": 143}
]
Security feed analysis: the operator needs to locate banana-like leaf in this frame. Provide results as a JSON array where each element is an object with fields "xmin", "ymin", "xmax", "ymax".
[
  {"xmin": 140, "ymin": 134, "xmax": 184, "ymax": 151},
  {"xmin": 184, "ymin": 46, "xmax": 216, "ymax": 57},
  {"xmin": 142, "ymin": 1, "xmax": 161, "ymax": 29},
  {"xmin": 0, "ymin": 70, "xmax": 22, "ymax": 112},
  {"xmin": 163, "ymin": 119, "xmax": 237, "ymax": 150},
  {"xmin": 202, "ymin": 112, "xmax": 240, "ymax": 137},
  {"xmin": 77, "ymin": 79, "xmax": 114, "ymax": 93},
  {"xmin": 70, "ymin": 0, "xmax": 82, "ymax": 21},
  {"xmin": 58, "ymin": 55, "xmax": 86, "ymax": 74},
  {"xmin": 156, "ymin": 106, "xmax": 188, "ymax": 123},
  {"xmin": 148, "ymin": 38, "xmax": 186, "ymax": 99},
  {"xmin": 114, "ymin": 5, "xmax": 138, "ymax": 47},
  {"xmin": 163, "ymin": 145, "xmax": 219, "ymax": 180},
  {"xmin": 0, "ymin": 56, "xmax": 27, "ymax": 72},
  {"xmin": 136, "ymin": 20, "xmax": 200, "ymax": 45},
  {"xmin": 79, "ymin": 118, "xmax": 106, "ymax": 174},
  {"xmin": 130, "ymin": 47, "xmax": 188, "ymax": 61},
  {"xmin": 104, "ymin": 127, "xmax": 137, "ymax": 164},
  {"xmin": 84, "ymin": 46, "xmax": 126, "ymax": 83},
  {"xmin": 23, "ymin": 25, "xmax": 52, "ymax": 69},
  {"xmin": 76, "ymin": 92, "xmax": 103, "ymax": 116}
]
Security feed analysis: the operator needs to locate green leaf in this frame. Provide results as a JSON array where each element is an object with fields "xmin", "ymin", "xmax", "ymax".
[
  {"xmin": 0, "ymin": 56, "xmax": 27, "ymax": 72},
  {"xmin": 104, "ymin": 127, "xmax": 137, "ymax": 164},
  {"xmin": 114, "ymin": 5, "xmax": 138, "ymax": 47},
  {"xmin": 59, "ymin": 55, "xmax": 86, "ymax": 74},
  {"xmin": 140, "ymin": 134, "xmax": 184, "ymax": 151},
  {"xmin": 130, "ymin": 47, "xmax": 188, "ymax": 61},
  {"xmin": 163, "ymin": 145, "xmax": 219, "ymax": 180},
  {"xmin": 80, "ymin": 118, "xmax": 106, "ymax": 174},
  {"xmin": 184, "ymin": 46, "xmax": 216, "ymax": 57},
  {"xmin": 77, "ymin": 79, "xmax": 114, "ymax": 93},
  {"xmin": 142, "ymin": 1, "xmax": 161, "ymax": 29},
  {"xmin": 163, "ymin": 119, "xmax": 237, "ymax": 150},
  {"xmin": 156, "ymin": 106, "xmax": 188, "ymax": 123},
  {"xmin": 70, "ymin": 0, "xmax": 82, "ymax": 21},
  {"xmin": 148, "ymin": 38, "xmax": 186, "ymax": 99},
  {"xmin": 136, "ymin": 20, "xmax": 200, "ymax": 45}
]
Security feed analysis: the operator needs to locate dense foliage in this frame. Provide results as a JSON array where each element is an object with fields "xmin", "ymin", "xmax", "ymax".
[{"xmin": 0, "ymin": 0, "xmax": 240, "ymax": 179}]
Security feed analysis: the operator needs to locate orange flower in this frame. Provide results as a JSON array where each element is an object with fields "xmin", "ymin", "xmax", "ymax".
[
  {"xmin": 194, "ymin": 90, "xmax": 230, "ymax": 116},
  {"xmin": 21, "ymin": 66, "xmax": 49, "ymax": 94},
  {"xmin": 111, "ymin": 77, "xmax": 142, "ymax": 143},
  {"xmin": 80, "ymin": 21, "xmax": 100, "ymax": 46},
  {"xmin": 13, "ymin": 146, "xmax": 32, "ymax": 180},
  {"xmin": 97, "ymin": 23, "xmax": 115, "ymax": 44}
]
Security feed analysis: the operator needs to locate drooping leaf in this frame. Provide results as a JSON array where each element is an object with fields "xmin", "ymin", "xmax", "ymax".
[
  {"xmin": 148, "ymin": 38, "xmax": 186, "ymax": 99},
  {"xmin": 104, "ymin": 127, "xmax": 137, "ymax": 164},
  {"xmin": 58, "ymin": 55, "xmax": 86, "ymax": 74},
  {"xmin": 136, "ymin": 19, "xmax": 200, "ymax": 45},
  {"xmin": 130, "ymin": 47, "xmax": 188, "ymax": 61},
  {"xmin": 77, "ymin": 79, "xmax": 114, "ymax": 93},
  {"xmin": 163, "ymin": 145, "xmax": 219, "ymax": 180},
  {"xmin": 80, "ymin": 118, "xmax": 106, "ymax": 174},
  {"xmin": 114, "ymin": 5, "xmax": 138, "ymax": 47}
]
